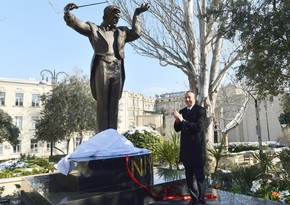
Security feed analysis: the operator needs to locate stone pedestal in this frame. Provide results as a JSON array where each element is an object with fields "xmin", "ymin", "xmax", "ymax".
[{"xmin": 20, "ymin": 151, "xmax": 154, "ymax": 205}]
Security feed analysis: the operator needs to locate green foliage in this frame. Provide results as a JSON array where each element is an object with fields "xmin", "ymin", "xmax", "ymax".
[
  {"xmin": 0, "ymin": 109, "xmax": 20, "ymax": 146},
  {"xmin": 228, "ymin": 143, "xmax": 260, "ymax": 153},
  {"xmin": 208, "ymin": 134, "xmax": 227, "ymax": 173},
  {"xmin": 155, "ymin": 132, "xmax": 180, "ymax": 170},
  {"xmin": 235, "ymin": 0, "xmax": 290, "ymax": 97},
  {"xmin": 250, "ymin": 173, "xmax": 290, "ymax": 202},
  {"xmin": 0, "ymin": 154, "xmax": 55, "ymax": 178},
  {"xmin": 209, "ymin": 0, "xmax": 290, "ymax": 97},
  {"xmin": 49, "ymin": 155, "xmax": 66, "ymax": 163},
  {"xmin": 208, "ymin": 164, "xmax": 263, "ymax": 195},
  {"xmin": 279, "ymin": 148, "xmax": 290, "ymax": 175},
  {"xmin": 156, "ymin": 167, "xmax": 184, "ymax": 182},
  {"xmin": 280, "ymin": 93, "xmax": 290, "ymax": 114},
  {"xmin": 123, "ymin": 126, "xmax": 162, "ymax": 160},
  {"xmin": 35, "ymin": 74, "xmax": 97, "ymax": 149},
  {"xmin": 208, "ymin": 169, "xmax": 233, "ymax": 191},
  {"xmin": 231, "ymin": 165, "xmax": 263, "ymax": 194},
  {"xmin": 279, "ymin": 113, "xmax": 290, "ymax": 126},
  {"xmin": 207, "ymin": 146, "xmax": 290, "ymax": 204},
  {"xmin": 256, "ymin": 151, "xmax": 275, "ymax": 174},
  {"xmin": 278, "ymin": 90, "xmax": 290, "ymax": 127},
  {"xmin": 0, "ymin": 169, "xmax": 13, "ymax": 178}
]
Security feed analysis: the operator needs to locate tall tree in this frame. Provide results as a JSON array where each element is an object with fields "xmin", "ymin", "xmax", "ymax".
[
  {"xmin": 112, "ymin": 0, "xmax": 248, "ymax": 171},
  {"xmin": 223, "ymin": 0, "xmax": 290, "ymax": 97},
  {"xmin": 113, "ymin": 0, "xmax": 243, "ymax": 144},
  {"xmin": 279, "ymin": 93, "xmax": 290, "ymax": 127},
  {"xmin": 280, "ymin": 93, "xmax": 290, "ymax": 114},
  {"xmin": 0, "ymin": 109, "xmax": 20, "ymax": 146},
  {"xmin": 35, "ymin": 74, "xmax": 97, "ymax": 154},
  {"xmin": 215, "ymin": 84, "xmax": 249, "ymax": 151}
]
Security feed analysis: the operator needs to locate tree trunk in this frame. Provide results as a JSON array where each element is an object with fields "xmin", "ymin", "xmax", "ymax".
[{"xmin": 112, "ymin": 0, "xmax": 244, "ymax": 172}]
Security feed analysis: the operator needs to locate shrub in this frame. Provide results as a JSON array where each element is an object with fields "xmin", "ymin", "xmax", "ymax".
[
  {"xmin": 230, "ymin": 164, "xmax": 263, "ymax": 194},
  {"xmin": 0, "ymin": 155, "xmax": 55, "ymax": 178},
  {"xmin": 208, "ymin": 164, "xmax": 263, "ymax": 194},
  {"xmin": 123, "ymin": 126, "xmax": 162, "ymax": 160},
  {"xmin": 228, "ymin": 143, "xmax": 259, "ymax": 152},
  {"xmin": 250, "ymin": 173, "xmax": 290, "ymax": 202},
  {"xmin": 279, "ymin": 148, "xmax": 290, "ymax": 175},
  {"xmin": 155, "ymin": 132, "xmax": 180, "ymax": 170}
]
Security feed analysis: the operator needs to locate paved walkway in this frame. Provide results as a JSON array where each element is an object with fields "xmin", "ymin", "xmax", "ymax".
[
  {"xmin": 149, "ymin": 189, "xmax": 284, "ymax": 205},
  {"xmin": 0, "ymin": 174, "xmax": 285, "ymax": 205}
]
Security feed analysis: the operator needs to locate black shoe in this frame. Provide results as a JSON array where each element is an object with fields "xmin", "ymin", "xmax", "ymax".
[{"xmin": 188, "ymin": 200, "xmax": 206, "ymax": 205}]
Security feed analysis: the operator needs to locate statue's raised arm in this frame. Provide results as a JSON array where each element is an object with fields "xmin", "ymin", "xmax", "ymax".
[
  {"xmin": 63, "ymin": 2, "xmax": 150, "ymax": 133},
  {"xmin": 64, "ymin": 3, "xmax": 78, "ymax": 13},
  {"xmin": 135, "ymin": 3, "xmax": 150, "ymax": 15}
]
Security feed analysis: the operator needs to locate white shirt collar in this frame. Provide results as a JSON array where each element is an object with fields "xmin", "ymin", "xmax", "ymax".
[{"xmin": 187, "ymin": 104, "xmax": 194, "ymax": 110}]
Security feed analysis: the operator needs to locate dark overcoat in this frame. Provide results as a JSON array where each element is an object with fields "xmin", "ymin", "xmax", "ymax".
[{"xmin": 174, "ymin": 104, "xmax": 207, "ymax": 166}]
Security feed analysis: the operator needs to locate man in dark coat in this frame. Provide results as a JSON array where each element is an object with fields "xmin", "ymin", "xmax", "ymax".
[
  {"xmin": 173, "ymin": 91, "xmax": 207, "ymax": 205},
  {"xmin": 64, "ymin": 3, "xmax": 149, "ymax": 132}
]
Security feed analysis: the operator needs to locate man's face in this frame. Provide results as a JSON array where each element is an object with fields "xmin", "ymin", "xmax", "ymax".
[
  {"xmin": 184, "ymin": 92, "xmax": 196, "ymax": 107},
  {"xmin": 106, "ymin": 9, "xmax": 120, "ymax": 26}
]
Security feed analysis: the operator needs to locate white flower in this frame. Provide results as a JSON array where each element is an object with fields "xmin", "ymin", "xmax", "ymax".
[
  {"xmin": 280, "ymin": 190, "xmax": 290, "ymax": 203},
  {"xmin": 125, "ymin": 126, "xmax": 161, "ymax": 137},
  {"xmin": 251, "ymin": 179, "xmax": 262, "ymax": 192}
]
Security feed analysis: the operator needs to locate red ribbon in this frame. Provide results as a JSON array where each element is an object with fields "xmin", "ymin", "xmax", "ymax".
[
  {"xmin": 125, "ymin": 155, "xmax": 217, "ymax": 201},
  {"xmin": 205, "ymin": 193, "xmax": 218, "ymax": 199},
  {"xmin": 125, "ymin": 155, "xmax": 151, "ymax": 193}
]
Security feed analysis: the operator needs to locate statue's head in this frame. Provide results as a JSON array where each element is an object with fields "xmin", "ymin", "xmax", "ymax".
[{"xmin": 103, "ymin": 5, "xmax": 121, "ymax": 26}]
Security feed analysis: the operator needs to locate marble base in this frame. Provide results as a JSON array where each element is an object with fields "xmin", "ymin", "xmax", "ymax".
[
  {"xmin": 20, "ymin": 152, "xmax": 154, "ymax": 205},
  {"xmin": 55, "ymin": 152, "xmax": 153, "ymax": 192},
  {"xmin": 20, "ymin": 176, "xmax": 284, "ymax": 205}
]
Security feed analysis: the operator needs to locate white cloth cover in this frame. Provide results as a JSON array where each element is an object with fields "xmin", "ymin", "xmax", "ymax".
[{"xmin": 55, "ymin": 128, "xmax": 149, "ymax": 175}]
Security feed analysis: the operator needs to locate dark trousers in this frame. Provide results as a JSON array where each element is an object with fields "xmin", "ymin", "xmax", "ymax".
[
  {"xmin": 184, "ymin": 164, "xmax": 205, "ymax": 201},
  {"xmin": 92, "ymin": 58, "xmax": 123, "ymax": 132}
]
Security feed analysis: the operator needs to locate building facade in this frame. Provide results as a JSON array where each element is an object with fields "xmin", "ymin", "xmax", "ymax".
[
  {"xmin": 118, "ymin": 91, "xmax": 159, "ymax": 133},
  {"xmin": 0, "ymin": 78, "xmax": 53, "ymax": 160},
  {"xmin": 154, "ymin": 88, "xmax": 284, "ymax": 143},
  {"xmin": 0, "ymin": 77, "xmax": 284, "ymax": 160},
  {"xmin": 0, "ymin": 78, "xmax": 160, "ymax": 160}
]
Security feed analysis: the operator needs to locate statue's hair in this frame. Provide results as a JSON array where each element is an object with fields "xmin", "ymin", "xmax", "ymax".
[{"xmin": 103, "ymin": 5, "xmax": 121, "ymax": 20}]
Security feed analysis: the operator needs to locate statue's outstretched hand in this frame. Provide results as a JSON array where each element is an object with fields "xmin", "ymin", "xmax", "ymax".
[
  {"xmin": 64, "ymin": 3, "xmax": 78, "ymax": 13},
  {"xmin": 135, "ymin": 3, "xmax": 150, "ymax": 15}
]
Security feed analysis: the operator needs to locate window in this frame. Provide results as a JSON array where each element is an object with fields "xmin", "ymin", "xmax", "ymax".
[
  {"xmin": 15, "ymin": 93, "xmax": 23, "ymax": 106},
  {"xmin": 46, "ymin": 142, "xmax": 51, "ymax": 152},
  {"xmin": 32, "ymin": 94, "xmax": 40, "ymax": 107},
  {"xmin": 129, "ymin": 110, "xmax": 134, "ymax": 117},
  {"xmin": 75, "ymin": 137, "xmax": 81, "ymax": 148},
  {"xmin": 128, "ymin": 99, "xmax": 134, "ymax": 107},
  {"xmin": 15, "ymin": 116, "xmax": 23, "ymax": 130},
  {"xmin": 30, "ymin": 139, "xmax": 38, "ymax": 152},
  {"xmin": 13, "ymin": 141, "xmax": 21, "ymax": 153},
  {"xmin": 31, "ymin": 116, "xmax": 39, "ymax": 129},
  {"xmin": 0, "ymin": 92, "xmax": 5, "ymax": 105}
]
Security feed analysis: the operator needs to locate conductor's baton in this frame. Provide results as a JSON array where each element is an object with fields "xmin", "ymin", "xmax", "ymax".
[{"xmin": 76, "ymin": 1, "xmax": 109, "ymax": 9}]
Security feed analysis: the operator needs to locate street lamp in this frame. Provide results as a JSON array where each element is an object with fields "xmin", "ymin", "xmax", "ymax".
[
  {"xmin": 40, "ymin": 69, "xmax": 68, "ymax": 85},
  {"xmin": 264, "ymin": 102, "xmax": 271, "ymax": 141},
  {"xmin": 39, "ymin": 69, "xmax": 68, "ymax": 156}
]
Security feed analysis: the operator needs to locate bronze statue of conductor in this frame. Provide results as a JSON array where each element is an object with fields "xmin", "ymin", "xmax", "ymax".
[{"xmin": 64, "ymin": 3, "xmax": 149, "ymax": 132}]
